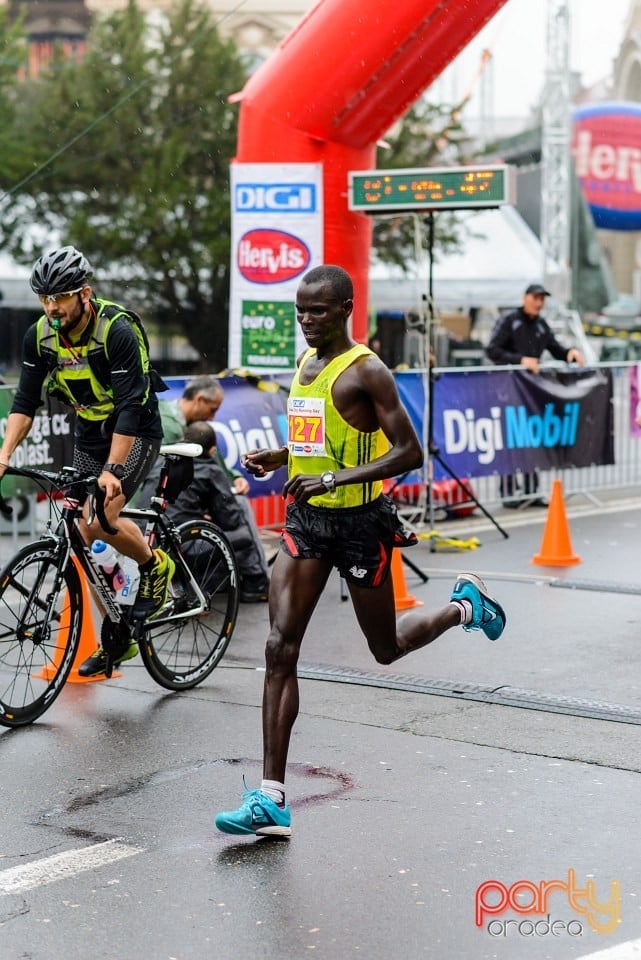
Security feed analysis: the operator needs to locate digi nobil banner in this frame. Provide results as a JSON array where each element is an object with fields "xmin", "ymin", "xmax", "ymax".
[
  {"xmin": 431, "ymin": 369, "xmax": 614, "ymax": 479},
  {"xmin": 228, "ymin": 163, "xmax": 323, "ymax": 371}
]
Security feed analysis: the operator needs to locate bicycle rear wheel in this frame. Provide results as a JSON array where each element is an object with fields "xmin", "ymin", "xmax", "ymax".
[
  {"xmin": 0, "ymin": 540, "xmax": 82, "ymax": 727},
  {"xmin": 139, "ymin": 520, "xmax": 239, "ymax": 690}
]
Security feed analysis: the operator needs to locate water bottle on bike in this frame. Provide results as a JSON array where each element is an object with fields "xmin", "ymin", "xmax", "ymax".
[
  {"xmin": 116, "ymin": 555, "xmax": 141, "ymax": 606},
  {"xmin": 91, "ymin": 540, "xmax": 141, "ymax": 604},
  {"xmin": 91, "ymin": 540, "xmax": 127, "ymax": 594}
]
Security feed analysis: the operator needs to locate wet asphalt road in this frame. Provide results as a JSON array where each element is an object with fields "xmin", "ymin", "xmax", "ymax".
[{"xmin": 1, "ymin": 496, "xmax": 641, "ymax": 960}]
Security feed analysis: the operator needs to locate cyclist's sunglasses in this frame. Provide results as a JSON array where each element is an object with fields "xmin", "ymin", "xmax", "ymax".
[{"xmin": 38, "ymin": 286, "xmax": 85, "ymax": 305}]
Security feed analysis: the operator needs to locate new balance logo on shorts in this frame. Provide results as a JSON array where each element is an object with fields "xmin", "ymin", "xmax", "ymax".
[{"xmin": 349, "ymin": 566, "xmax": 368, "ymax": 579}]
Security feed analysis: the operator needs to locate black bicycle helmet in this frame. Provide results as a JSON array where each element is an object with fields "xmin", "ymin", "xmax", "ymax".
[{"xmin": 30, "ymin": 245, "xmax": 93, "ymax": 295}]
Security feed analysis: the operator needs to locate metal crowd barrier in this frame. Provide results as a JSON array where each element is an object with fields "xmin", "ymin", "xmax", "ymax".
[
  {"xmin": 249, "ymin": 359, "xmax": 641, "ymax": 529},
  {"xmin": 430, "ymin": 360, "xmax": 641, "ymax": 511},
  {"xmin": 0, "ymin": 362, "xmax": 639, "ymax": 553}
]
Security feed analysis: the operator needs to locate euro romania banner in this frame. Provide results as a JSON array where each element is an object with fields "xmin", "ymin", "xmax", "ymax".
[{"xmin": 228, "ymin": 163, "xmax": 323, "ymax": 370}]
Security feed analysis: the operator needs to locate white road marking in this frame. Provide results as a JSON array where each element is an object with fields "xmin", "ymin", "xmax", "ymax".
[
  {"xmin": 0, "ymin": 840, "xmax": 141, "ymax": 894},
  {"xmin": 576, "ymin": 938, "xmax": 641, "ymax": 960}
]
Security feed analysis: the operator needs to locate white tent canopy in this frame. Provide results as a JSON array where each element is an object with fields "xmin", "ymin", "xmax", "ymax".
[
  {"xmin": 0, "ymin": 252, "xmax": 32, "ymax": 308},
  {"xmin": 368, "ymin": 205, "xmax": 543, "ymax": 314},
  {"xmin": 1, "ymin": 206, "xmax": 543, "ymax": 315}
]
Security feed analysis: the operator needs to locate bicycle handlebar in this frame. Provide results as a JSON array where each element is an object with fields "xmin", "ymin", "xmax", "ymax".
[
  {"xmin": 0, "ymin": 465, "xmax": 62, "ymax": 520},
  {"xmin": 88, "ymin": 486, "xmax": 118, "ymax": 535},
  {"xmin": 0, "ymin": 465, "xmax": 116, "ymax": 534},
  {"xmin": 0, "ymin": 441, "xmax": 200, "ymax": 533}
]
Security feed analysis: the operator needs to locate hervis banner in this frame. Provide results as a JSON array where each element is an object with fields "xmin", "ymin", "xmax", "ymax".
[
  {"xmin": 573, "ymin": 101, "xmax": 641, "ymax": 231},
  {"xmin": 228, "ymin": 162, "xmax": 323, "ymax": 370}
]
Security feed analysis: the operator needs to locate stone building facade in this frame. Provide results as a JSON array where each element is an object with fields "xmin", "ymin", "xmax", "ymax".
[
  {"xmin": 602, "ymin": 0, "xmax": 641, "ymax": 298},
  {"xmin": 5, "ymin": 0, "xmax": 313, "ymax": 73},
  {"xmin": 7, "ymin": 0, "xmax": 641, "ymax": 300}
]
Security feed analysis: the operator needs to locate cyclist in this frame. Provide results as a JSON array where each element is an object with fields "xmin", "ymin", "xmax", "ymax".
[{"xmin": 0, "ymin": 245, "xmax": 174, "ymax": 677}]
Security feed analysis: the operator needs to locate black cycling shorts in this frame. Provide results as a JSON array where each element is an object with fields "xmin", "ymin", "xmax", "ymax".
[
  {"xmin": 281, "ymin": 494, "xmax": 417, "ymax": 588},
  {"xmin": 73, "ymin": 437, "xmax": 161, "ymax": 503}
]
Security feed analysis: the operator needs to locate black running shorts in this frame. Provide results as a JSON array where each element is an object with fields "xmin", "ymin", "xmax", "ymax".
[
  {"xmin": 73, "ymin": 437, "xmax": 161, "ymax": 503},
  {"xmin": 281, "ymin": 494, "xmax": 416, "ymax": 588}
]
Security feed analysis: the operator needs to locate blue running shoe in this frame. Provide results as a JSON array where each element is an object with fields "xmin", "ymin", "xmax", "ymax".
[
  {"xmin": 451, "ymin": 572, "xmax": 506, "ymax": 641},
  {"xmin": 215, "ymin": 786, "xmax": 291, "ymax": 837}
]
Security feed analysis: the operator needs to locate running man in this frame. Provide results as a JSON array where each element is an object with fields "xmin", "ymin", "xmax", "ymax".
[{"xmin": 215, "ymin": 264, "xmax": 506, "ymax": 838}]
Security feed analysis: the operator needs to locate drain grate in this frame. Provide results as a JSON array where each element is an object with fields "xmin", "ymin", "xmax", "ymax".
[
  {"xmin": 298, "ymin": 663, "xmax": 641, "ymax": 725},
  {"xmin": 550, "ymin": 578, "xmax": 641, "ymax": 595}
]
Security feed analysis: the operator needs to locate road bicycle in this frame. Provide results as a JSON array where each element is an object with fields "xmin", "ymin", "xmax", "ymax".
[{"xmin": 0, "ymin": 442, "xmax": 240, "ymax": 728}]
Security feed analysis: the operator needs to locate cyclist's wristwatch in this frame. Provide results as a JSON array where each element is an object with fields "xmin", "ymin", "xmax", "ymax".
[
  {"xmin": 320, "ymin": 470, "xmax": 337, "ymax": 494},
  {"xmin": 103, "ymin": 463, "xmax": 125, "ymax": 480}
]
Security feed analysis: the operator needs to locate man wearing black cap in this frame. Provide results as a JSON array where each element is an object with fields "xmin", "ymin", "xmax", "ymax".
[
  {"xmin": 486, "ymin": 283, "xmax": 585, "ymax": 506},
  {"xmin": 487, "ymin": 283, "xmax": 584, "ymax": 373}
]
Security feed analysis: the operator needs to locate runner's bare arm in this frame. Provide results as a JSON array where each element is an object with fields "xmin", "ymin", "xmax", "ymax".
[{"xmin": 242, "ymin": 446, "xmax": 289, "ymax": 477}]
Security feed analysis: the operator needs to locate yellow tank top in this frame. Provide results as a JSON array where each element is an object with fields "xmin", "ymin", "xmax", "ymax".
[{"xmin": 287, "ymin": 343, "xmax": 388, "ymax": 508}]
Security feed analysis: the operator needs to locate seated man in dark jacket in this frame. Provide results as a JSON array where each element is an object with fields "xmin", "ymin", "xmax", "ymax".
[{"xmin": 138, "ymin": 421, "xmax": 270, "ymax": 602}]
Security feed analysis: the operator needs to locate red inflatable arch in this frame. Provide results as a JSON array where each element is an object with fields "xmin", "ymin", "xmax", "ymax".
[{"xmin": 234, "ymin": 0, "xmax": 509, "ymax": 341}]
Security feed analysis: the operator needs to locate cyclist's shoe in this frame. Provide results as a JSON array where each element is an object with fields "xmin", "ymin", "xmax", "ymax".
[
  {"xmin": 215, "ymin": 786, "xmax": 291, "ymax": 837},
  {"xmin": 77, "ymin": 641, "xmax": 139, "ymax": 678},
  {"xmin": 132, "ymin": 548, "xmax": 175, "ymax": 621},
  {"xmin": 450, "ymin": 572, "xmax": 506, "ymax": 642},
  {"xmin": 240, "ymin": 575, "xmax": 270, "ymax": 603}
]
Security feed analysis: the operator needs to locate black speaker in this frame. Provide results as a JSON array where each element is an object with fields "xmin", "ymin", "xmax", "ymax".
[{"xmin": 375, "ymin": 311, "xmax": 406, "ymax": 368}]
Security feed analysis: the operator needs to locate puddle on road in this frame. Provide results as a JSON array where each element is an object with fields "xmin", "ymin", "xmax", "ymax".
[{"xmin": 34, "ymin": 756, "xmax": 355, "ymax": 825}]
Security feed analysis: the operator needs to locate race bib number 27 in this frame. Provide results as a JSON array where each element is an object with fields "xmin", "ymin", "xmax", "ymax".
[{"xmin": 287, "ymin": 396, "xmax": 327, "ymax": 456}]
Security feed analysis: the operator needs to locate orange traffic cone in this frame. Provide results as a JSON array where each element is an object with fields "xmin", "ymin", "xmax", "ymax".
[
  {"xmin": 391, "ymin": 548, "xmax": 424, "ymax": 610},
  {"xmin": 531, "ymin": 479, "xmax": 581, "ymax": 567},
  {"xmin": 35, "ymin": 556, "xmax": 120, "ymax": 683}
]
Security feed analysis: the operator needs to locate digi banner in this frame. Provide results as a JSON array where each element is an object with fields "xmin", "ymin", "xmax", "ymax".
[
  {"xmin": 228, "ymin": 162, "xmax": 323, "ymax": 370},
  {"xmin": 431, "ymin": 369, "xmax": 614, "ymax": 479},
  {"xmin": 163, "ymin": 375, "xmax": 289, "ymax": 497}
]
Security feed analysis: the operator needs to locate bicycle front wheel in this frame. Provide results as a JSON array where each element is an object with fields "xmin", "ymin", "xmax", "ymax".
[
  {"xmin": 139, "ymin": 520, "xmax": 239, "ymax": 690},
  {"xmin": 0, "ymin": 540, "xmax": 82, "ymax": 727}
]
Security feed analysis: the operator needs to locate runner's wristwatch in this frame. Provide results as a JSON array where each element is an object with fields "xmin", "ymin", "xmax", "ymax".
[
  {"xmin": 320, "ymin": 470, "xmax": 336, "ymax": 493},
  {"xmin": 103, "ymin": 463, "xmax": 125, "ymax": 480}
]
